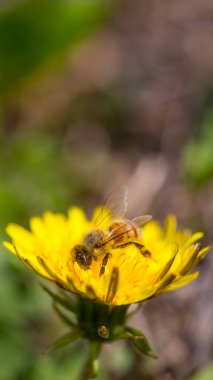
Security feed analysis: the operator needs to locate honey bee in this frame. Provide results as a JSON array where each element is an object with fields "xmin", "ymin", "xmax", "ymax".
[{"xmin": 72, "ymin": 186, "xmax": 152, "ymax": 276}]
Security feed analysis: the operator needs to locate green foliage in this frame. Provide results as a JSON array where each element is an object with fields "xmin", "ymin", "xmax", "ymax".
[
  {"xmin": 189, "ymin": 365, "xmax": 213, "ymax": 380},
  {"xmin": 183, "ymin": 108, "xmax": 213, "ymax": 187},
  {"xmin": 0, "ymin": 326, "xmax": 30, "ymax": 380},
  {"xmin": 0, "ymin": 0, "xmax": 109, "ymax": 99},
  {"xmin": 0, "ymin": 129, "xmax": 88, "ymax": 228},
  {"xmin": 107, "ymin": 343, "xmax": 134, "ymax": 376},
  {"xmin": 30, "ymin": 348, "xmax": 84, "ymax": 380}
]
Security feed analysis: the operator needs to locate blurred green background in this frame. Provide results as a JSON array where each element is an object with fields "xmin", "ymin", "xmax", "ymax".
[{"xmin": 0, "ymin": 1, "xmax": 213, "ymax": 379}]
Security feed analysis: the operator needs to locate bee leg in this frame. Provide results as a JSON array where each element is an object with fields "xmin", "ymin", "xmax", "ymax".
[
  {"xmin": 116, "ymin": 241, "xmax": 151, "ymax": 257},
  {"xmin": 100, "ymin": 252, "xmax": 111, "ymax": 276},
  {"xmin": 132, "ymin": 241, "xmax": 151, "ymax": 257}
]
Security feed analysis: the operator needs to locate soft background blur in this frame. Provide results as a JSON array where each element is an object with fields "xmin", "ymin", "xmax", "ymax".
[{"xmin": 0, "ymin": 1, "xmax": 213, "ymax": 379}]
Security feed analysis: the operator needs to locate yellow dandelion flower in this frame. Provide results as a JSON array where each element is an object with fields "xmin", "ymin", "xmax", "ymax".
[
  {"xmin": 2, "ymin": 188, "xmax": 210, "ymax": 367},
  {"xmin": 3, "ymin": 206, "xmax": 209, "ymax": 306}
]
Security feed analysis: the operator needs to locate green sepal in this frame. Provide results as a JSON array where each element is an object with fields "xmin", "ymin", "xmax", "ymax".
[
  {"xmin": 112, "ymin": 330, "xmax": 131, "ymax": 340},
  {"xmin": 126, "ymin": 326, "xmax": 157, "ymax": 358},
  {"xmin": 109, "ymin": 305, "xmax": 129, "ymax": 326},
  {"xmin": 41, "ymin": 284, "xmax": 76, "ymax": 313},
  {"xmin": 52, "ymin": 302, "xmax": 77, "ymax": 328},
  {"xmin": 44, "ymin": 330, "xmax": 82, "ymax": 354}
]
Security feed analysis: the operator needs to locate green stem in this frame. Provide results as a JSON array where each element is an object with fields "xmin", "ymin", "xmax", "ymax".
[{"xmin": 81, "ymin": 341, "xmax": 102, "ymax": 380}]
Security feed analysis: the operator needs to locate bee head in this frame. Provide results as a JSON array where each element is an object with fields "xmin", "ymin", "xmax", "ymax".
[{"xmin": 73, "ymin": 244, "xmax": 92, "ymax": 269}]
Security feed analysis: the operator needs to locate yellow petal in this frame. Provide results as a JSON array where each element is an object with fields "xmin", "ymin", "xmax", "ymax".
[
  {"xmin": 6, "ymin": 224, "xmax": 34, "ymax": 248},
  {"xmin": 163, "ymin": 271, "xmax": 199, "ymax": 292},
  {"xmin": 164, "ymin": 214, "xmax": 177, "ymax": 239},
  {"xmin": 3, "ymin": 241, "xmax": 16, "ymax": 255}
]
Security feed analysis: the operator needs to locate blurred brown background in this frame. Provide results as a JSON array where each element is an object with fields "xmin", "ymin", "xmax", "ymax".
[{"xmin": 0, "ymin": 1, "xmax": 213, "ymax": 379}]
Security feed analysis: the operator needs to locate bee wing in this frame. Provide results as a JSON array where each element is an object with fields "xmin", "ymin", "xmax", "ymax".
[
  {"xmin": 131, "ymin": 215, "xmax": 152, "ymax": 226},
  {"xmin": 105, "ymin": 185, "xmax": 128, "ymax": 218},
  {"xmin": 93, "ymin": 185, "xmax": 128, "ymax": 228},
  {"xmin": 102, "ymin": 215, "xmax": 152, "ymax": 245}
]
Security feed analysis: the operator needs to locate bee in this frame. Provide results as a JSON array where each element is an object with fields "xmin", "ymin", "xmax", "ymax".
[{"xmin": 72, "ymin": 186, "xmax": 152, "ymax": 276}]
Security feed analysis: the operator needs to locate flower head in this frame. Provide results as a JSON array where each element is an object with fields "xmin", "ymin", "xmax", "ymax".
[{"xmin": 3, "ymin": 206, "xmax": 209, "ymax": 306}]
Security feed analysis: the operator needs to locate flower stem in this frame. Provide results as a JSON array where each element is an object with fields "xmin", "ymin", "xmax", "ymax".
[{"xmin": 81, "ymin": 341, "xmax": 102, "ymax": 380}]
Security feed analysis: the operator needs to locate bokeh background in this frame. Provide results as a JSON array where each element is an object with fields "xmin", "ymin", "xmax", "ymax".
[{"xmin": 0, "ymin": 1, "xmax": 213, "ymax": 379}]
